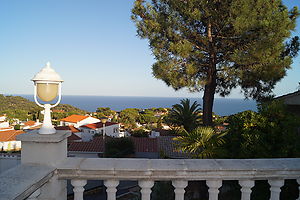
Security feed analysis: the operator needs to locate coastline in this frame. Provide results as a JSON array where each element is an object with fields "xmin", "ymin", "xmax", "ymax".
[{"xmin": 15, "ymin": 94, "xmax": 257, "ymax": 116}]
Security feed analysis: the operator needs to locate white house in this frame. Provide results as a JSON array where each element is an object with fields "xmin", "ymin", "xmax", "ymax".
[
  {"xmin": 0, "ymin": 130, "xmax": 25, "ymax": 151},
  {"xmin": 79, "ymin": 122, "xmax": 122, "ymax": 141},
  {"xmin": 60, "ymin": 115, "xmax": 100, "ymax": 128},
  {"xmin": 22, "ymin": 120, "xmax": 42, "ymax": 130},
  {"xmin": 0, "ymin": 115, "xmax": 7, "ymax": 122},
  {"xmin": 0, "ymin": 115, "xmax": 10, "ymax": 130}
]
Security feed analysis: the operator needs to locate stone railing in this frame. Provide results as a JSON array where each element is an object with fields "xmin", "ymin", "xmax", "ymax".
[
  {"xmin": 57, "ymin": 158, "xmax": 300, "ymax": 200},
  {"xmin": 0, "ymin": 130, "xmax": 299, "ymax": 200}
]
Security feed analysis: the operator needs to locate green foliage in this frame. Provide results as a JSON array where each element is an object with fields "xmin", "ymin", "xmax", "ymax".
[
  {"xmin": 14, "ymin": 124, "xmax": 21, "ymax": 130},
  {"xmin": 174, "ymin": 127, "xmax": 226, "ymax": 158},
  {"xmin": 132, "ymin": 0, "xmax": 299, "ymax": 125},
  {"xmin": 224, "ymin": 101, "xmax": 300, "ymax": 158},
  {"xmin": 166, "ymin": 99, "xmax": 201, "ymax": 132},
  {"xmin": 131, "ymin": 128, "xmax": 149, "ymax": 137},
  {"xmin": 0, "ymin": 94, "xmax": 86, "ymax": 121},
  {"xmin": 0, "ymin": 95, "xmax": 41, "ymax": 121},
  {"xmin": 104, "ymin": 137, "xmax": 135, "ymax": 158},
  {"xmin": 119, "ymin": 108, "xmax": 140, "ymax": 128},
  {"xmin": 96, "ymin": 107, "xmax": 116, "ymax": 118},
  {"xmin": 139, "ymin": 109, "xmax": 158, "ymax": 124}
]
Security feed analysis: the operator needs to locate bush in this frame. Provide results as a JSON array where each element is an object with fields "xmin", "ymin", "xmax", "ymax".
[
  {"xmin": 131, "ymin": 129, "xmax": 149, "ymax": 137},
  {"xmin": 104, "ymin": 137, "xmax": 135, "ymax": 158},
  {"xmin": 223, "ymin": 101, "xmax": 300, "ymax": 158},
  {"xmin": 14, "ymin": 124, "xmax": 21, "ymax": 130}
]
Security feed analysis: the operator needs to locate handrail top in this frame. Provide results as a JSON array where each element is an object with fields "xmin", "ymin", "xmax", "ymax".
[
  {"xmin": 56, "ymin": 158, "xmax": 300, "ymax": 180},
  {"xmin": 58, "ymin": 157, "xmax": 300, "ymax": 171}
]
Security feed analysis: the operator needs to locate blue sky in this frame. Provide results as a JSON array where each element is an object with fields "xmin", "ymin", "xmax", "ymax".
[{"xmin": 0, "ymin": 0, "xmax": 299, "ymax": 98}]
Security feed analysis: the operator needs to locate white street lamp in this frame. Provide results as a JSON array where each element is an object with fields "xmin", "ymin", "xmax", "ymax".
[
  {"xmin": 32, "ymin": 62, "xmax": 63, "ymax": 134},
  {"xmin": 100, "ymin": 117, "xmax": 108, "ymax": 139}
]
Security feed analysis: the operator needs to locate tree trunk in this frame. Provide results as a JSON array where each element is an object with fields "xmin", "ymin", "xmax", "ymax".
[
  {"xmin": 202, "ymin": 73, "xmax": 216, "ymax": 126},
  {"xmin": 203, "ymin": 21, "xmax": 217, "ymax": 126}
]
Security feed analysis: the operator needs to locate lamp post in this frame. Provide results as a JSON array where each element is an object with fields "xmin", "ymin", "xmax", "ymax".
[
  {"xmin": 100, "ymin": 117, "xmax": 108, "ymax": 157},
  {"xmin": 32, "ymin": 62, "xmax": 63, "ymax": 134},
  {"xmin": 100, "ymin": 117, "xmax": 108, "ymax": 140}
]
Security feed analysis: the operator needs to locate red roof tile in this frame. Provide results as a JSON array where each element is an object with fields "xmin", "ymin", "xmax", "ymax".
[
  {"xmin": 60, "ymin": 115, "xmax": 90, "ymax": 123},
  {"xmin": 81, "ymin": 122, "xmax": 118, "ymax": 130},
  {"xmin": 68, "ymin": 137, "xmax": 104, "ymax": 152},
  {"xmin": 55, "ymin": 126, "xmax": 80, "ymax": 133},
  {"xmin": 158, "ymin": 136, "xmax": 192, "ymax": 158},
  {"xmin": 24, "ymin": 121, "xmax": 36, "ymax": 126},
  {"xmin": 0, "ymin": 130, "xmax": 25, "ymax": 142},
  {"xmin": 68, "ymin": 133, "xmax": 82, "ymax": 143},
  {"xmin": 132, "ymin": 137, "xmax": 158, "ymax": 152},
  {"xmin": 68, "ymin": 137, "xmax": 158, "ymax": 153}
]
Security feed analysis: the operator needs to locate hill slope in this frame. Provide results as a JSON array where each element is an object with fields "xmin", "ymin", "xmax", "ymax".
[{"xmin": 0, "ymin": 94, "xmax": 86, "ymax": 121}]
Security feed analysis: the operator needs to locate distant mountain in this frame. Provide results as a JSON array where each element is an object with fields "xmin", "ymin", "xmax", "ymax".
[{"xmin": 0, "ymin": 94, "xmax": 86, "ymax": 120}]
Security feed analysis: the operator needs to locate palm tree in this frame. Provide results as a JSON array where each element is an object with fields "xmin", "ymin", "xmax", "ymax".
[
  {"xmin": 173, "ymin": 127, "xmax": 226, "ymax": 158},
  {"xmin": 167, "ymin": 99, "xmax": 201, "ymax": 132}
]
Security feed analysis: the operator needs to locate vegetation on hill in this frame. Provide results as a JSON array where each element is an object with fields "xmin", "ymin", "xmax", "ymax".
[{"xmin": 0, "ymin": 94, "xmax": 86, "ymax": 121}]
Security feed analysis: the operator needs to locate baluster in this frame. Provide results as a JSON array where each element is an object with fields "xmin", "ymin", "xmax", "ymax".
[
  {"xmin": 139, "ymin": 180, "xmax": 154, "ymax": 200},
  {"xmin": 27, "ymin": 188, "xmax": 40, "ymax": 200},
  {"xmin": 268, "ymin": 179, "xmax": 284, "ymax": 200},
  {"xmin": 172, "ymin": 180, "xmax": 188, "ymax": 200},
  {"xmin": 296, "ymin": 178, "xmax": 300, "ymax": 200},
  {"xmin": 71, "ymin": 179, "xmax": 87, "ymax": 200},
  {"xmin": 206, "ymin": 180, "xmax": 222, "ymax": 200},
  {"xmin": 239, "ymin": 180, "xmax": 254, "ymax": 200},
  {"xmin": 104, "ymin": 179, "xmax": 119, "ymax": 200}
]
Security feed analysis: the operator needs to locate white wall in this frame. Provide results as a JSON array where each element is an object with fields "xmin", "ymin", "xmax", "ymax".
[
  {"xmin": 0, "ymin": 116, "xmax": 7, "ymax": 122},
  {"xmin": 75, "ymin": 117, "xmax": 100, "ymax": 128},
  {"xmin": 0, "ymin": 122, "xmax": 9, "ymax": 128},
  {"xmin": 79, "ymin": 128, "xmax": 94, "ymax": 142},
  {"xmin": 62, "ymin": 117, "xmax": 100, "ymax": 128},
  {"xmin": 79, "ymin": 124, "xmax": 122, "ymax": 141}
]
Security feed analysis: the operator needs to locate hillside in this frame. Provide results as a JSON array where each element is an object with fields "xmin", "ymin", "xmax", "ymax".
[{"xmin": 0, "ymin": 94, "xmax": 86, "ymax": 121}]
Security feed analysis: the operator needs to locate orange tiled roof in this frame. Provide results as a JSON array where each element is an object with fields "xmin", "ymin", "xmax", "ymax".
[
  {"xmin": 24, "ymin": 121, "xmax": 36, "ymax": 126},
  {"xmin": 81, "ymin": 122, "xmax": 118, "ymax": 130},
  {"xmin": 0, "ymin": 130, "xmax": 25, "ymax": 142},
  {"xmin": 60, "ymin": 115, "xmax": 90, "ymax": 123}
]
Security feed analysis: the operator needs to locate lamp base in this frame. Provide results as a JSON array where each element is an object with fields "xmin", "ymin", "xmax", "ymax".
[
  {"xmin": 38, "ymin": 104, "xmax": 56, "ymax": 135},
  {"xmin": 38, "ymin": 126, "xmax": 56, "ymax": 135}
]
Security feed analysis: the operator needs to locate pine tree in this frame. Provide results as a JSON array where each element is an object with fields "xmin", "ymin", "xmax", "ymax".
[{"xmin": 132, "ymin": 0, "xmax": 299, "ymax": 125}]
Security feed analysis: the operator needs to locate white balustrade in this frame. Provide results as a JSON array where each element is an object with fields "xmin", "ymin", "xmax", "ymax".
[
  {"xmin": 1, "ymin": 158, "xmax": 300, "ymax": 200},
  {"xmin": 297, "ymin": 178, "xmax": 300, "ymax": 200},
  {"xmin": 71, "ymin": 179, "xmax": 87, "ymax": 200},
  {"xmin": 27, "ymin": 189, "xmax": 40, "ymax": 200},
  {"xmin": 172, "ymin": 180, "xmax": 188, "ymax": 200},
  {"xmin": 269, "ymin": 179, "xmax": 284, "ymax": 200},
  {"xmin": 104, "ymin": 179, "xmax": 119, "ymax": 200},
  {"xmin": 139, "ymin": 180, "xmax": 154, "ymax": 200},
  {"xmin": 206, "ymin": 180, "xmax": 222, "ymax": 200},
  {"xmin": 239, "ymin": 180, "xmax": 254, "ymax": 200}
]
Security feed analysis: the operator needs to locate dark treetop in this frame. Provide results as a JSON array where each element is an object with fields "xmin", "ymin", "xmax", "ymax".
[{"xmin": 132, "ymin": 0, "xmax": 299, "ymax": 125}]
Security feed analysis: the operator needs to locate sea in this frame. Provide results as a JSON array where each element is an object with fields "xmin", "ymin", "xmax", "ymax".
[{"xmin": 19, "ymin": 95, "xmax": 257, "ymax": 116}]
